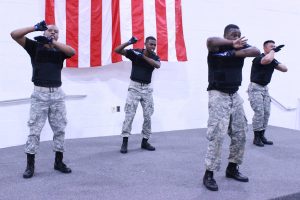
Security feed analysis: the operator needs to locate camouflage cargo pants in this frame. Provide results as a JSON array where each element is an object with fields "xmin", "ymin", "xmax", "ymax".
[
  {"xmin": 247, "ymin": 82, "xmax": 271, "ymax": 131},
  {"xmin": 205, "ymin": 90, "xmax": 248, "ymax": 171},
  {"xmin": 25, "ymin": 86, "xmax": 67, "ymax": 154},
  {"xmin": 121, "ymin": 80, "xmax": 154, "ymax": 139}
]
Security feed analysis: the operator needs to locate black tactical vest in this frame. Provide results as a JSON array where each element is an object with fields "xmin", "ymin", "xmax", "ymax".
[{"xmin": 207, "ymin": 46, "xmax": 245, "ymax": 94}]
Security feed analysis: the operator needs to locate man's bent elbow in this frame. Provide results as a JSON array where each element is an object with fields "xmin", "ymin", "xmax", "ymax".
[
  {"xmin": 155, "ymin": 62, "xmax": 161, "ymax": 69},
  {"xmin": 251, "ymin": 47, "xmax": 261, "ymax": 57},
  {"xmin": 67, "ymin": 49, "xmax": 76, "ymax": 57},
  {"xmin": 10, "ymin": 31, "xmax": 18, "ymax": 40},
  {"xmin": 244, "ymin": 49, "xmax": 260, "ymax": 57},
  {"xmin": 114, "ymin": 47, "xmax": 122, "ymax": 54}
]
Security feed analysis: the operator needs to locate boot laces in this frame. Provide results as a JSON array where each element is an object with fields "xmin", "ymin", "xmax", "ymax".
[
  {"xmin": 207, "ymin": 176, "xmax": 216, "ymax": 184},
  {"xmin": 206, "ymin": 173, "xmax": 216, "ymax": 184},
  {"xmin": 60, "ymin": 162, "xmax": 67, "ymax": 168},
  {"xmin": 261, "ymin": 136, "xmax": 268, "ymax": 142},
  {"xmin": 231, "ymin": 165, "xmax": 241, "ymax": 175}
]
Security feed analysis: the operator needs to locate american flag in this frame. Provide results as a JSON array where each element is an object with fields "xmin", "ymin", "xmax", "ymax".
[{"xmin": 45, "ymin": 0, "xmax": 187, "ymax": 68}]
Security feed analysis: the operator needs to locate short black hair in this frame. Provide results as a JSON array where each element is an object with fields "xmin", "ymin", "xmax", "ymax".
[
  {"xmin": 145, "ymin": 36, "xmax": 156, "ymax": 43},
  {"xmin": 224, "ymin": 24, "xmax": 240, "ymax": 35},
  {"xmin": 263, "ymin": 40, "xmax": 275, "ymax": 47}
]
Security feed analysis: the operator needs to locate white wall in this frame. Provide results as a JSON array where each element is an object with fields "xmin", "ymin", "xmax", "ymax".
[{"xmin": 1, "ymin": 0, "xmax": 300, "ymax": 148}]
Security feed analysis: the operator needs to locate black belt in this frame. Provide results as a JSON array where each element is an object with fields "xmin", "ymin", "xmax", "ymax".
[
  {"xmin": 34, "ymin": 86, "xmax": 59, "ymax": 93},
  {"xmin": 132, "ymin": 80, "xmax": 149, "ymax": 86},
  {"xmin": 140, "ymin": 83, "xmax": 148, "ymax": 86}
]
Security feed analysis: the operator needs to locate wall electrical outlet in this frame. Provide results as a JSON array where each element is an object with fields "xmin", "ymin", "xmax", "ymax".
[{"xmin": 111, "ymin": 106, "xmax": 121, "ymax": 113}]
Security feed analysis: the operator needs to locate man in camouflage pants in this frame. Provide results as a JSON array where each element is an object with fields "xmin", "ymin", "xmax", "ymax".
[
  {"xmin": 11, "ymin": 20, "xmax": 75, "ymax": 178},
  {"xmin": 248, "ymin": 40, "xmax": 287, "ymax": 147},
  {"xmin": 203, "ymin": 24, "xmax": 260, "ymax": 191},
  {"xmin": 114, "ymin": 36, "xmax": 160, "ymax": 154}
]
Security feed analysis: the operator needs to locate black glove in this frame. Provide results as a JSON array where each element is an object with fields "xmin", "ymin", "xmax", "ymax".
[
  {"xmin": 132, "ymin": 50, "xmax": 143, "ymax": 57},
  {"xmin": 128, "ymin": 36, "xmax": 138, "ymax": 45},
  {"xmin": 149, "ymin": 50, "xmax": 156, "ymax": 56},
  {"xmin": 211, "ymin": 50, "xmax": 235, "ymax": 57},
  {"xmin": 34, "ymin": 36, "xmax": 53, "ymax": 44},
  {"xmin": 34, "ymin": 20, "xmax": 48, "ymax": 31},
  {"xmin": 272, "ymin": 44, "xmax": 284, "ymax": 52}
]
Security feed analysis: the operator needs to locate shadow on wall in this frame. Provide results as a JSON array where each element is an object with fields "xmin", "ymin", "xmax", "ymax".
[
  {"xmin": 62, "ymin": 61, "xmax": 130, "ymax": 82},
  {"xmin": 62, "ymin": 61, "xmax": 191, "ymax": 101},
  {"xmin": 0, "ymin": 95, "xmax": 87, "ymax": 106}
]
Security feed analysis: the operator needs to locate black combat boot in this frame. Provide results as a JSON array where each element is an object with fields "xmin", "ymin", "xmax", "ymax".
[
  {"xmin": 23, "ymin": 153, "xmax": 35, "ymax": 179},
  {"xmin": 260, "ymin": 130, "xmax": 273, "ymax": 145},
  {"xmin": 120, "ymin": 137, "xmax": 128, "ymax": 154},
  {"xmin": 253, "ymin": 131, "xmax": 264, "ymax": 147},
  {"xmin": 141, "ymin": 138, "xmax": 155, "ymax": 151},
  {"xmin": 54, "ymin": 152, "xmax": 72, "ymax": 173},
  {"xmin": 226, "ymin": 162, "xmax": 249, "ymax": 182},
  {"xmin": 203, "ymin": 170, "xmax": 218, "ymax": 191}
]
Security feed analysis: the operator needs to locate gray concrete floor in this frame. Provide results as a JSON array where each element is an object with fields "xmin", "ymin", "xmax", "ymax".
[{"xmin": 0, "ymin": 126, "xmax": 299, "ymax": 200}]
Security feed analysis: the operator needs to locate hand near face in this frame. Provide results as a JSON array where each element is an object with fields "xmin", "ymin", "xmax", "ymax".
[{"xmin": 232, "ymin": 36, "xmax": 248, "ymax": 49}]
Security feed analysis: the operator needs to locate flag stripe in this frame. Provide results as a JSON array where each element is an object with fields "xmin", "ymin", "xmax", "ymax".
[
  {"xmin": 143, "ymin": 0, "xmax": 157, "ymax": 43},
  {"xmin": 66, "ymin": 0, "xmax": 79, "ymax": 67},
  {"xmin": 78, "ymin": 0, "xmax": 91, "ymax": 68},
  {"xmin": 54, "ymin": 1, "xmax": 67, "ymax": 44},
  {"xmin": 155, "ymin": 0, "xmax": 168, "ymax": 61},
  {"xmin": 111, "ymin": 0, "xmax": 122, "ymax": 63},
  {"xmin": 47, "ymin": 0, "xmax": 187, "ymax": 68},
  {"xmin": 45, "ymin": 0, "xmax": 55, "ymax": 24},
  {"xmin": 175, "ymin": 0, "xmax": 187, "ymax": 61},
  {"xmin": 131, "ymin": 0, "xmax": 144, "ymax": 49},
  {"xmin": 101, "ymin": 0, "xmax": 112, "ymax": 65},
  {"xmin": 90, "ymin": 0, "xmax": 102, "ymax": 67},
  {"xmin": 166, "ymin": 0, "xmax": 176, "ymax": 61},
  {"xmin": 55, "ymin": 0, "xmax": 66, "ymax": 64},
  {"xmin": 120, "ymin": 0, "xmax": 132, "ymax": 62}
]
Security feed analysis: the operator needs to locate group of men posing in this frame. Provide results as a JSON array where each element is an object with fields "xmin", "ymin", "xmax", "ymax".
[{"xmin": 10, "ymin": 21, "xmax": 287, "ymax": 191}]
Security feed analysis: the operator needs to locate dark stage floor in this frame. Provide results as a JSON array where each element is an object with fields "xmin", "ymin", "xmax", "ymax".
[{"xmin": 0, "ymin": 126, "xmax": 299, "ymax": 200}]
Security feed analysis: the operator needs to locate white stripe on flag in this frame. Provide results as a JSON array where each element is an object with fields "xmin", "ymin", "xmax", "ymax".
[
  {"xmin": 144, "ymin": 0, "xmax": 157, "ymax": 42},
  {"xmin": 55, "ymin": 0, "xmax": 66, "ymax": 66},
  {"xmin": 120, "ymin": 0, "xmax": 132, "ymax": 62},
  {"xmin": 49, "ymin": 0, "xmax": 187, "ymax": 68},
  {"xmin": 166, "ymin": 0, "xmax": 177, "ymax": 61},
  {"xmin": 78, "ymin": 0, "xmax": 91, "ymax": 68},
  {"xmin": 102, "ymin": 0, "xmax": 112, "ymax": 66},
  {"xmin": 55, "ymin": 0, "xmax": 66, "ymax": 44}
]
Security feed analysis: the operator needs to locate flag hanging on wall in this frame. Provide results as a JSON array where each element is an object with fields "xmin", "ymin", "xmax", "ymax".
[{"xmin": 45, "ymin": 0, "xmax": 187, "ymax": 68}]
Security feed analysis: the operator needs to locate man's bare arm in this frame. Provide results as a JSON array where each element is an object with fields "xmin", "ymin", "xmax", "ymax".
[
  {"xmin": 207, "ymin": 37, "xmax": 248, "ymax": 52},
  {"xmin": 235, "ymin": 46, "xmax": 261, "ymax": 57},
  {"xmin": 11, "ymin": 27, "xmax": 35, "ymax": 47},
  {"xmin": 275, "ymin": 63, "xmax": 288, "ymax": 72},
  {"xmin": 114, "ymin": 36, "xmax": 137, "ymax": 56},
  {"xmin": 142, "ymin": 55, "xmax": 161, "ymax": 69},
  {"xmin": 114, "ymin": 42, "xmax": 130, "ymax": 56},
  {"xmin": 52, "ymin": 40, "xmax": 76, "ymax": 57}
]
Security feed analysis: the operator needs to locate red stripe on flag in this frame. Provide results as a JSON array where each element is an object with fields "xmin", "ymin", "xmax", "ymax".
[
  {"xmin": 131, "ymin": 0, "xmax": 144, "ymax": 49},
  {"xmin": 111, "ymin": 0, "xmax": 122, "ymax": 63},
  {"xmin": 155, "ymin": 0, "xmax": 168, "ymax": 61},
  {"xmin": 45, "ymin": 0, "xmax": 55, "ymax": 24},
  {"xmin": 66, "ymin": 0, "xmax": 79, "ymax": 67},
  {"xmin": 175, "ymin": 0, "xmax": 187, "ymax": 61},
  {"xmin": 90, "ymin": 0, "xmax": 102, "ymax": 67}
]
